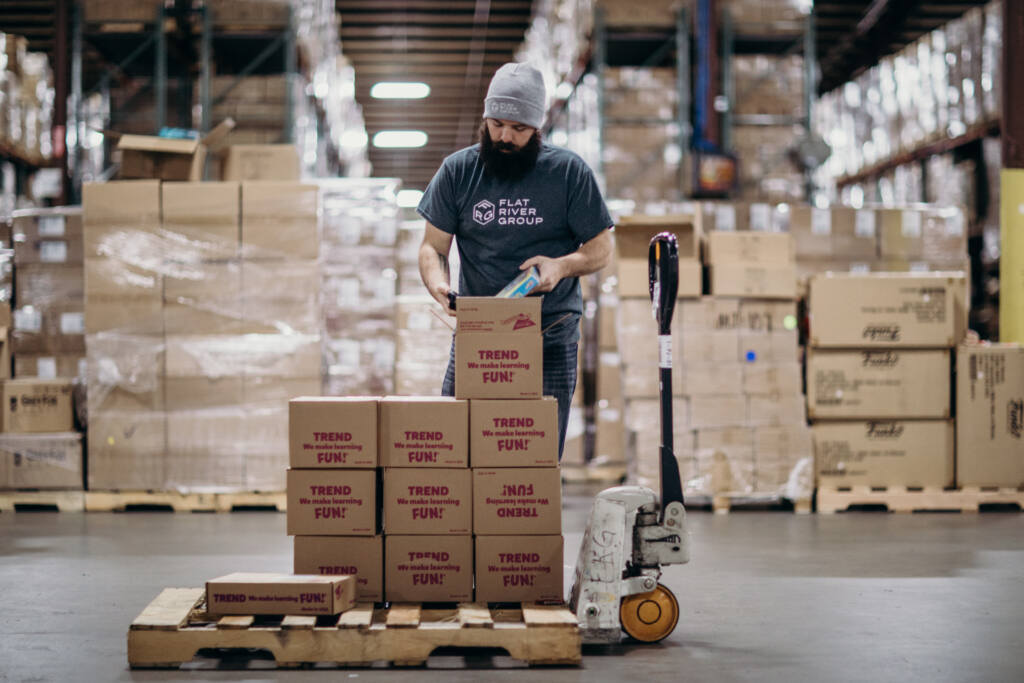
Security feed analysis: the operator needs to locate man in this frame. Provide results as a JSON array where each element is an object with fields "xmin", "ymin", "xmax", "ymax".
[{"xmin": 417, "ymin": 62, "xmax": 614, "ymax": 457}]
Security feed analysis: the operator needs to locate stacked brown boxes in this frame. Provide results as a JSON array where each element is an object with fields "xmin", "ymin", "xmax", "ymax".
[
  {"xmin": 83, "ymin": 180, "xmax": 166, "ymax": 490},
  {"xmin": 290, "ymin": 397, "xmax": 383, "ymax": 602},
  {"xmin": 381, "ymin": 397, "xmax": 473, "ymax": 602},
  {"xmin": 11, "ymin": 208, "xmax": 85, "ymax": 379},
  {"xmin": 808, "ymin": 273, "xmax": 967, "ymax": 489},
  {"xmin": 0, "ymin": 377, "xmax": 79, "ymax": 490},
  {"xmin": 462, "ymin": 297, "xmax": 563, "ymax": 603},
  {"xmin": 955, "ymin": 344, "xmax": 1023, "ymax": 488}
]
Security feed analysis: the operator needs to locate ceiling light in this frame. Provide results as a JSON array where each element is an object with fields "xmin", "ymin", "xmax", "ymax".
[
  {"xmin": 396, "ymin": 189, "xmax": 424, "ymax": 208},
  {"xmin": 370, "ymin": 82, "xmax": 431, "ymax": 99},
  {"xmin": 372, "ymin": 130, "xmax": 428, "ymax": 148}
]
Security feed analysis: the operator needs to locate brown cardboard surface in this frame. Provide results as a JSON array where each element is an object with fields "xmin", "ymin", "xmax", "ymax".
[
  {"xmin": 382, "ymin": 468, "xmax": 472, "ymax": 535},
  {"xmin": 206, "ymin": 573, "xmax": 355, "ymax": 616},
  {"xmin": 13, "ymin": 214, "xmax": 84, "ymax": 265},
  {"xmin": 241, "ymin": 182, "xmax": 319, "ymax": 259},
  {"xmin": 286, "ymin": 469, "xmax": 377, "ymax": 536},
  {"xmin": 809, "ymin": 272, "xmax": 967, "ymax": 348},
  {"xmin": 0, "ymin": 379, "xmax": 74, "ymax": 433},
  {"xmin": 747, "ymin": 394, "xmax": 806, "ymax": 426},
  {"xmin": 737, "ymin": 300, "xmax": 799, "ymax": 333},
  {"xmin": 742, "ymin": 363, "xmax": 803, "ymax": 395},
  {"xmin": 678, "ymin": 363, "xmax": 743, "ymax": 396},
  {"xmin": 13, "ymin": 354, "xmax": 85, "ymax": 380},
  {"xmin": 82, "ymin": 181, "xmax": 162, "ymax": 257},
  {"xmin": 85, "ymin": 297, "xmax": 163, "ymax": 335},
  {"xmin": 615, "ymin": 215, "xmax": 701, "ymax": 298},
  {"xmin": 0, "ymin": 432, "xmax": 83, "ymax": 489},
  {"xmin": 246, "ymin": 376, "xmax": 322, "ymax": 405},
  {"xmin": 161, "ymin": 182, "xmax": 240, "ymax": 258},
  {"xmin": 679, "ymin": 330, "xmax": 741, "ymax": 364},
  {"xmin": 222, "ymin": 145, "xmax": 300, "ymax": 181},
  {"xmin": 472, "ymin": 467, "xmax": 562, "ymax": 535},
  {"xmin": 117, "ymin": 134, "xmax": 206, "ymax": 182},
  {"xmin": 695, "ymin": 426, "xmax": 754, "ymax": 451},
  {"xmin": 708, "ymin": 263, "xmax": 797, "ymax": 299},
  {"xmin": 738, "ymin": 330, "xmax": 800, "ymax": 363},
  {"xmin": 384, "ymin": 535, "xmax": 473, "ymax": 602},
  {"xmin": 86, "ymin": 410, "xmax": 166, "ymax": 490},
  {"xmin": 165, "ymin": 410, "xmax": 248, "ymax": 490},
  {"xmin": 678, "ymin": 297, "xmax": 741, "ymax": 330},
  {"xmin": 689, "ymin": 394, "xmax": 746, "ymax": 429},
  {"xmin": 164, "ymin": 376, "xmax": 244, "ymax": 412},
  {"xmin": 454, "ymin": 297, "xmax": 542, "ymax": 334},
  {"xmin": 288, "ymin": 397, "xmax": 378, "ymax": 468},
  {"xmin": 12, "ymin": 303, "xmax": 86, "ymax": 354},
  {"xmin": 619, "ymin": 257, "xmax": 703, "ymax": 298},
  {"xmin": 293, "ymin": 535, "xmax": 384, "ymax": 602},
  {"xmin": 455, "ymin": 333, "xmax": 542, "ymax": 399},
  {"xmin": 474, "ymin": 535, "xmax": 564, "ymax": 603},
  {"xmin": 807, "ymin": 349, "xmax": 951, "ymax": 419},
  {"xmin": 379, "ymin": 397, "xmax": 469, "ymax": 468},
  {"xmin": 814, "ymin": 420, "xmax": 955, "ymax": 488},
  {"xmin": 705, "ymin": 231, "xmax": 794, "ymax": 264},
  {"xmin": 469, "ymin": 398, "xmax": 559, "ymax": 467},
  {"xmin": 956, "ymin": 344, "xmax": 1024, "ymax": 486}
]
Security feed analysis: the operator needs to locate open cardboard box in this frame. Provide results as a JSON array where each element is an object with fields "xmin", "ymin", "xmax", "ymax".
[
  {"xmin": 113, "ymin": 119, "xmax": 235, "ymax": 181},
  {"xmin": 614, "ymin": 214, "xmax": 702, "ymax": 298}
]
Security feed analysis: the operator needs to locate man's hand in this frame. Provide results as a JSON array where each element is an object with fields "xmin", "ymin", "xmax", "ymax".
[
  {"xmin": 519, "ymin": 255, "xmax": 567, "ymax": 293},
  {"xmin": 428, "ymin": 279, "xmax": 455, "ymax": 315}
]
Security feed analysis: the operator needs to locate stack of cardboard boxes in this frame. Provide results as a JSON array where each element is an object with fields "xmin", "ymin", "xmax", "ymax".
[
  {"xmin": 11, "ymin": 208, "xmax": 85, "ymax": 379},
  {"xmin": 0, "ymin": 378, "xmax": 79, "ymax": 490},
  {"xmin": 808, "ymin": 272, "xmax": 967, "ymax": 490}
]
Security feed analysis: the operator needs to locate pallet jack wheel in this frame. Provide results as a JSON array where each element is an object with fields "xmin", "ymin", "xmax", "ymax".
[{"xmin": 619, "ymin": 583, "xmax": 680, "ymax": 643}]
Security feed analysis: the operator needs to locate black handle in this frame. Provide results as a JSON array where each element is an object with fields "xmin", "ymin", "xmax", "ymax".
[{"xmin": 648, "ymin": 232, "xmax": 684, "ymax": 514}]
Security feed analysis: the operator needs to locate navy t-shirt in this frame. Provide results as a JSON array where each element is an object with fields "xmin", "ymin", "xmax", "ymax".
[{"xmin": 417, "ymin": 142, "xmax": 613, "ymax": 345}]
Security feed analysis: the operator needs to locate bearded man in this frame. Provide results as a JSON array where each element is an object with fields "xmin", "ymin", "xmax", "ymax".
[{"xmin": 417, "ymin": 62, "xmax": 614, "ymax": 458}]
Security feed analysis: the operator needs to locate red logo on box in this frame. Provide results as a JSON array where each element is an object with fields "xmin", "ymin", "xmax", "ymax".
[{"xmin": 502, "ymin": 313, "xmax": 537, "ymax": 331}]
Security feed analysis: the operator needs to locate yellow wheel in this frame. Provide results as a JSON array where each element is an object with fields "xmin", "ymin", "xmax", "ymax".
[{"xmin": 619, "ymin": 583, "xmax": 680, "ymax": 643}]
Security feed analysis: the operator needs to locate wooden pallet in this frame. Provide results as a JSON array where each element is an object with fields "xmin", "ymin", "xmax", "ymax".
[
  {"xmin": 711, "ymin": 493, "xmax": 812, "ymax": 515},
  {"xmin": 0, "ymin": 490, "xmax": 85, "ymax": 512},
  {"xmin": 560, "ymin": 463, "xmax": 627, "ymax": 484},
  {"xmin": 128, "ymin": 589, "xmax": 581, "ymax": 669},
  {"xmin": 818, "ymin": 486, "xmax": 1024, "ymax": 514},
  {"xmin": 85, "ymin": 491, "xmax": 285, "ymax": 513}
]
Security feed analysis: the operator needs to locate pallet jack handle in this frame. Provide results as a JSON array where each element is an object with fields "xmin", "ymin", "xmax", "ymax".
[{"xmin": 649, "ymin": 232, "xmax": 685, "ymax": 517}]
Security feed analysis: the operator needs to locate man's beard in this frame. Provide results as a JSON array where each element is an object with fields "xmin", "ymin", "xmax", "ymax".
[{"xmin": 478, "ymin": 121, "xmax": 542, "ymax": 181}]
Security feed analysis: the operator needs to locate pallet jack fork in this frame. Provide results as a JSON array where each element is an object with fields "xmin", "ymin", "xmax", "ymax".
[{"xmin": 569, "ymin": 232, "xmax": 690, "ymax": 644}]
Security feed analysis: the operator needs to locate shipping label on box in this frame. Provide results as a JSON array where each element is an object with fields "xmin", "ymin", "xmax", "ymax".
[
  {"xmin": 469, "ymin": 398, "xmax": 559, "ymax": 467},
  {"xmin": 286, "ymin": 469, "xmax": 377, "ymax": 536},
  {"xmin": 288, "ymin": 397, "xmax": 378, "ymax": 468},
  {"xmin": 455, "ymin": 333, "xmax": 542, "ymax": 399},
  {"xmin": 379, "ymin": 397, "xmax": 468, "ymax": 467},
  {"xmin": 293, "ymin": 535, "xmax": 383, "ymax": 602},
  {"xmin": 206, "ymin": 572, "xmax": 355, "ymax": 616},
  {"xmin": 382, "ymin": 468, "xmax": 472, "ymax": 535},
  {"xmin": 384, "ymin": 535, "xmax": 473, "ymax": 602},
  {"xmin": 474, "ymin": 535, "xmax": 564, "ymax": 603},
  {"xmin": 455, "ymin": 297, "xmax": 541, "ymax": 334},
  {"xmin": 956, "ymin": 344, "xmax": 1024, "ymax": 486},
  {"xmin": 809, "ymin": 272, "xmax": 966, "ymax": 348},
  {"xmin": 0, "ymin": 379, "xmax": 74, "ymax": 433},
  {"xmin": 472, "ymin": 467, "xmax": 562, "ymax": 535},
  {"xmin": 814, "ymin": 420, "xmax": 954, "ymax": 488},
  {"xmin": 807, "ymin": 349, "xmax": 951, "ymax": 419},
  {"xmin": 705, "ymin": 231, "xmax": 794, "ymax": 264}
]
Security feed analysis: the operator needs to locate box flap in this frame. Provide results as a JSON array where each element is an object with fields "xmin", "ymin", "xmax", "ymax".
[
  {"xmin": 201, "ymin": 118, "xmax": 236, "ymax": 149},
  {"xmin": 117, "ymin": 134, "xmax": 200, "ymax": 155}
]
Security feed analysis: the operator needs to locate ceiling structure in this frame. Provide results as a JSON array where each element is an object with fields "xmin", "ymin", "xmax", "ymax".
[{"xmin": 335, "ymin": 0, "xmax": 533, "ymax": 190}]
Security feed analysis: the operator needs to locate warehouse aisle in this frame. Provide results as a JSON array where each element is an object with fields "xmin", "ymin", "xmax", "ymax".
[{"xmin": 2, "ymin": 490, "xmax": 1022, "ymax": 683}]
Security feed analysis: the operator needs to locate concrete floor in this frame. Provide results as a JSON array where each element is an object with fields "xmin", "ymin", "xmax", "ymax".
[{"xmin": 2, "ymin": 485, "xmax": 1023, "ymax": 683}]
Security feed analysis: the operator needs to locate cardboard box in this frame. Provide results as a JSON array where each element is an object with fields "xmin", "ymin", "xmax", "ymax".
[
  {"xmin": 165, "ymin": 410, "xmax": 247, "ymax": 490},
  {"xmin": 12, "ymin": 303, "xmax": 86, "ymax": 354},
  {"xmin": 12, "ymin": 211, "xmax": 84, "ymax": 265},
  {"xmin": 293, "ymin": 536, "xmax": 384, "ymax": 602},
  {"xmin": 472, "ymin": 467, "xmax": 562, "ymax": 535},
  {"xmin": 809, "ymin": 272, "xmax": 967, "ymax": 348},
  {"xmin": 742, "ymin": 363, "xmax": 803, "ymax": 395},
  {"xmin": 241, "ymin": 182, "xmax": 320, "ymax": 259},
  {"xmin": 678, "ymin": 297, "xmax": 741, "ymax": 331},
  {"xmin": 708, "ymin": 263, "xmax": 797, "ymax": 299},
  {"xmin": 288, "ymin": 397, "xmax": 378, "ymax": 468},
  {"xmin": 206, "ymin": 572, "xmax": 355, "ymax": 616},
  {"xmin": 455, "ymin": 333, "xmax": 542, "ymax": 400},
  {"xmin": 0, "ymin": 432, "xmax": 83, "ymax": 489},
  {"xmin": 246, "ymin": 376, "xmax": 322, "ymax": 405},
  {"xmin": 286, "ymin": 469, "xmax": 377, "ymax": 536},
  {"xmin": 161, "ymin": 182, "xmax": 240, "ymax": 259},
  {"xmin": 86, "ymin": 410, "xmax": 166, "ymax": 490},
  {"xmin": 678, "ymin": 363, "xmax": 743, "ymax": 396},
  {"xmin": 806, "ymin": 349, "xmax": 951, "ymax": 419},
  {"xmin": 705, "ymin": 231, "xmax": 794, "ymax": 264},
  {"xmin": 454, "ymin": 297, "xmax": 541, "ymax": 334},
  {"xmin": 615, "ymin": 215, "xmax": 702, "ymax": 298},
  {"xmin": 738, "ymin": 300, "xmax": 798, "ymax": 333},
  {"xmin": 814, "ymin": 420, "xmax": 955, "ymax": 488},
  {"xmin": 384, "ymin": 535, "xmax": 473, "ymax": 603},
  {"xmin": 116, "ymin": 121, "xmax": 232, "ymax": 182},
  {"xmin": 379, "ymin": 397, "xmax": 469, "ymax": 468},
  {"xmin": 382, "ymin": 468, "xmax": 472, "ymax": 535},
  {"xmin": 222, "ymin": 144, "xmax": 300, "ymax": 181},
  {"xmin": 747, "ymin": 394, "xmax": 806, "ymax": 426},
  {"xmin": 82, "ymin": 181, "xmax": 162, "ymax": 257},
  {"xmin": 738, "ymin": 330, "xmax": 799, "ymax": 364},
  {"xmin": 474, "ymin": 535, "xmax": 564, "ymax": 603},
  {"xmin": 469, "ymin": 398, "xmax": 559, "ymax": 467},
  {"xmin": 689, "ymin": 394, "xmax": 746, "ymax": 429},
  {"xmin": 0, "ymin": 379, "xmax": 74, "ymax": 433},
  {"xmin": 14, "ymin": 354, "xmax": 86, "ymax": 380},
  {"xmin": 956, "ymin": 344, "xmax": 1024, "ymax": 486}
]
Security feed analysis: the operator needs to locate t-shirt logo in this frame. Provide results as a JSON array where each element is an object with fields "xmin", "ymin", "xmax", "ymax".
[{"xmin": 473, "ymin": 200, "xmax": 495, "ymax": 225}]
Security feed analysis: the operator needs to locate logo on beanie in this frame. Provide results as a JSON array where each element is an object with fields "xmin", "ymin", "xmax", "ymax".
[{"xmin": 473, "ymin": 200, "xmax": 496, "ymax": 225}]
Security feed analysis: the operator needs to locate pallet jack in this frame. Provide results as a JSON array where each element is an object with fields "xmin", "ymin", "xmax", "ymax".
[{"xmin": 569, "ymin": 232, "xmax": 690, "ymax": 644}]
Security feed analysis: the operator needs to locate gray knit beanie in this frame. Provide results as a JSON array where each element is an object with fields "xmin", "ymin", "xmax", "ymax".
[{"xmin": 483, "ymin": 63, "xmax": 547, "ymax": 129}]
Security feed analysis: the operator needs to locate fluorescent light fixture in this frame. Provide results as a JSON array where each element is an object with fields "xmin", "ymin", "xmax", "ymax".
[
  {"xmin": 396, "ymin": 189, "xmax": 424, "ymax": 208},
  {"xmin": 370, "ymin": 82, "xmax": 431, "ymax": 99},
  {"xmin": 339, "ymin": 129, "xmax": 368, "ymax": 150},
  {"xmin": 372, "ymin": 130, "xmax": 428, "ymax": 148}
]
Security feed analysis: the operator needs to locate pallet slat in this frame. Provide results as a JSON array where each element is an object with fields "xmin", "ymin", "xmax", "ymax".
[
  {"xmin": 128, "ymin": 592, "xmax": 581, "ymax": 669},
  {"xmin": 0, "ymin": 491, "xmax": 85, "ymax": 512},
  {"xmin": 84, "ymin": 491, "xmax": 285, "ymax": 513},
  {"xmin": 817, "ymin": 486, "xmax": 1024, "ymax": 514}
]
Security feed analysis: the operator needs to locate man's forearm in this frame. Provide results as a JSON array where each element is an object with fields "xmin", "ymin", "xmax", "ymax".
[
  {"xmin": 419, "ymin": 242, "xmax": 450, "ymax": 289},
  {"xmin": 554, "ymin": 231, "xmax": 612, "ymax": 279}
]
